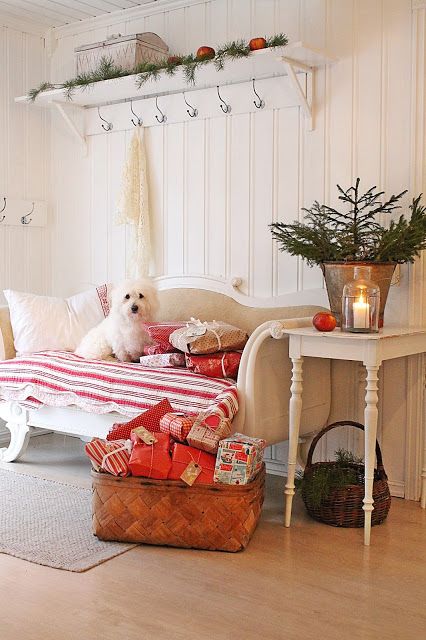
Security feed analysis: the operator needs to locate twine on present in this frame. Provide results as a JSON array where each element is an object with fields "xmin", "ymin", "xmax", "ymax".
[{"xmin": 101, "ymin": 440, "xmax": 132, "ymax": 470}]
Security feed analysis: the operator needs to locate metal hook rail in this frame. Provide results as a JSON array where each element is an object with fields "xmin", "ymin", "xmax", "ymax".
[
  {"xmin": 217, "ymin": 86, "xmax": 231, "ymax": 114},
  {"xmin": 183, "ymin": 93, "xmax": 198, "ymax": 118},
  {"xmin": 97, "ymin": 106, "xmax": 113, "ymax": 131},
  {"xmin": 21, "ymin": 202, "xmax": 34, "ymax": 225},
  {"xmin": 0, "ymin": 197, "xmax": 6, "ymax": 223},
  {"xmin": 155, "ymin": 97, "xmax": 167, "ymax": 123},
  {"xmin": 130, "ymin": 100, "xmax": 143, "ymax": 126},
  {"xmin": 252, "ymin": 78, "xmax": 265, "ymax": 109}
]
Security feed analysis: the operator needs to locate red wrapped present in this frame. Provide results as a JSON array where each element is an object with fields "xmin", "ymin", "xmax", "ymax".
[
  {"xmin": 169, "ymin": 443, "xmax": 216, "ymax": 484},
  {"xmin": 107, "ymin": 398, "xmax": 173, "ymax": 440},
  {"xmin": 139, "ymin": 353, "xmax": 186, "ymax": 368},
  {"xmin": 159, "ymin": 412, "xmax": 195, "ymax": 442},
  {"xmin": 186, "ymin": 413, "xmax": 232, "ymax": 454},
  {"xmin": 142, "ymin": 322, "xmax": 186, "ymax": 355},
  {"xmin": 85, "ymin": 438, "xmax": 131, "ymax": 477},
  {"xmin": 185, "ymin": 351, "xmax": 242, "ymax": 379},
  {"xmin": 128, "ymin": 432, "xmax": 172, "ymax": 479}
]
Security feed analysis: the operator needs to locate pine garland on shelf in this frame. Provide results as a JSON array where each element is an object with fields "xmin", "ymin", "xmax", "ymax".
[{"xmin": 27, "ymin": 33, "xmax": 288, "ymax": 102}]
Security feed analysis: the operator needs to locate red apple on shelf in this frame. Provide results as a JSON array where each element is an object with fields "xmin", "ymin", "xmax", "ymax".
[
  {"xmin": 312, "ymin": 312, "xmax": 337, "ymax": 332},
  {"xmin": 249, "ymin": 37, "xmax": 267, "ymax": 51},
  {"xmin": 196, "ymin": 46, "xmax": 216, "ymax": 60},
  {"xmin": 167, "ymin": 55, "xmax": 183, "ymax": 65}
]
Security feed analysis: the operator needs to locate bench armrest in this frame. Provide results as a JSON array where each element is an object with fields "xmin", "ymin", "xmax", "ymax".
[{"xmin": 0, "ymin": 306, "xmax": 16, "ymax": 360}]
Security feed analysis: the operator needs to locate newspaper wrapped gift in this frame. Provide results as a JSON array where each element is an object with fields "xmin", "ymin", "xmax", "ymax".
[
  {"xmin": 169, "ymin": 318, "xmax": 248, "ymax": 355},
  {"xmin": 186, "ymin": 413, "xmax": 232, "ymax": 454},
  {"xmin": 139, "ymin": 353, "xmax": 186, "ymax": 368},
  {"xmin": 214, "ymin": 433, "xmax": 267, "ymax": 485},
  {"xmin": 169, "ymin": 443, "xmax": 216, "ymax": 484},
  {"xmin": 85, "ymin": 438, "xmax": 131, "ymax": 477},
  {"xmin": 106, "ymin": 398, "xmax": 173, "ymax": 440},
  {"xmin": 159, "ymin": 412, "xmax": 195, "ymax": 442},
  {"xmin": 185, "ymin": 351, "xmax": 242, "ymax": 379},
  {"xmin": 128, "ymin": 432, "xmax": 172, "ymax": 479}
]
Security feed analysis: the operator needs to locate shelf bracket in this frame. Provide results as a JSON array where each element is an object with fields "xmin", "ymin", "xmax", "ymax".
[
  {"xmin": 51, "ymin": 101, "xmax": 88, "ymax": 156},
  {"xmin": 281, "ymin": 57, "xmax": 314, "ymax": 131}
]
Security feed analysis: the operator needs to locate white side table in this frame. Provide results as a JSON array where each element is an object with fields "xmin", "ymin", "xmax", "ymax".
[{"xmin": 275, "ymin": 326, "xmax": 426, "ymax": 545}]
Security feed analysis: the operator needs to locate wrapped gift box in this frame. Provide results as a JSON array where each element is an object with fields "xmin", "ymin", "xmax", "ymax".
[
  {"xmin": 185, "ymin": 351, "xmax": 242, "ymax": 379},
  {"xmin": 186, "ymin": 413, "xmax": 232, "ymax": 454},
  {"xmin": 107, "ymin": 398, "xmax": 173, "ymax": 440},
  {"xmin": 214, "ymin": 433, "xmax": 266, "ymax": 485},
  {"xmin": 160, "ymin": 412, "xmax": 195, "ymax": 442},
  {"xmin": 142, "ymin": 321, "xmax": 186, "ymax": 355},
  {"xmin": 85, "ymin": 438, "xmax": 131, "ymax": 477},
  {"xmin": 139, "ymin": 353, "xmax": 186, "ymax": 368},
  {"xmin": 169, "ymin": 443, "xmax": 216, "ymax": 484},
  {"xmin": 169, "ymin": 320, "xmax": 248, "ymax": 355},
  {"xmin": 128, "ymin": 432, "xmax": 172, "ymax": 479}
]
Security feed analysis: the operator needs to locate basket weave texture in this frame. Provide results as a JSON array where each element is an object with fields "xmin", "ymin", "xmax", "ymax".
[
  {"xmin": 301, "ymin": 421, "xmax": 391, "ymax": 528},
  {"xmin": 92, "ymin": 465, "xmax": 265, "ymax": 552}
]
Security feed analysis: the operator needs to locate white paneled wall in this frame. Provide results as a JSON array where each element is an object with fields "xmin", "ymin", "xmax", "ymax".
[
  {"xmin": 0, "ymin": 23, "xmax": 49, "ymax": 298},
  {"xmin": 13, "ymin": 0, "xmax": 426, "ymax": 496}
]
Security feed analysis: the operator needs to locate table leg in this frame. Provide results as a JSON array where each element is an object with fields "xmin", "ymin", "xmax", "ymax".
[
  {"xmin": 363, "ymin": 364, "xmax": 380, "ymax": 545},
  {"xmin": 285, "ymin": 356, "xmax": 303, "ymax": 527}
]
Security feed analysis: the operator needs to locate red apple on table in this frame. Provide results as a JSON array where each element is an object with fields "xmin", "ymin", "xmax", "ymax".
[
  {"xmin": 312, "ymin": 312, "xmax": 337, "ymax": 332},
  {"xmin": 196, "ymin": 46, "xmax": 216, "ymax": 60},
  {"xmin": 249, "ymin": 37, "xmax": 267, "ymax": 51}
]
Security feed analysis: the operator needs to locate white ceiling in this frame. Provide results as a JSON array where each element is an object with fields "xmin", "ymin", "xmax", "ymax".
[{"xmin": 0, "ymin": 0, "xmax": 156, "ymax": 31}]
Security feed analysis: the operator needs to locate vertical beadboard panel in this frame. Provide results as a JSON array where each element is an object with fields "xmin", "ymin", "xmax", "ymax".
[
  {"xmin": 107, "ymin": 131, "xmax": 127, "ymax": 282},
  {"xmin": 165, "ymin": 123, "xmax": 185, "ymax": 275},
  {"xmin": 145, "ymin": 125, "xmax": 165, "ymax": 276},
  {"xmin": 229, "ymin": 113, "xmax": 250, "ymax": 294},
  {"xmin": 251, "ymin": 109, "xmax": 274, "ymax": 297},
  {"xmin": 275, "ymin": 107, "xmax": 300, "ymax": 295},
  {"xmin": 206, "ymin": 117, "xmax": 227, "ymax": 278},
  {"xmin": 185, "ymin": 119, "xmax": 206, "ymax": 274}
]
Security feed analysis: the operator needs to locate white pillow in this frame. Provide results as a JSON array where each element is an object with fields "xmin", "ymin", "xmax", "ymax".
[{"xmin": 4, "ymin": 284, "xmax": 110, "ymax": 356}]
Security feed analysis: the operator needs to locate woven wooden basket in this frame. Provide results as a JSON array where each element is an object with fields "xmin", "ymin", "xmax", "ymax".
[
  {"xmin": 301, "ymin": 421, "xmax": 391, "ymax": 528},
  {"xmin": 92, "ymin": 465, "xmax": 265, "ymax": 552}
]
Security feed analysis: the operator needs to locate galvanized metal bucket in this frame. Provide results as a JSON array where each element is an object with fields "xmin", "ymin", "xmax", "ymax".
[{"xmin": 321, "ymin": 261, "xmax": 397, "ymax": 328}]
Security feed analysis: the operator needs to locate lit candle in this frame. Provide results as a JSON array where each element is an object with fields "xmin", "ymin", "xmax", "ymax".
[{"xmin": 353, "ymin": 294, "xmax": 370, "ymax": 329}]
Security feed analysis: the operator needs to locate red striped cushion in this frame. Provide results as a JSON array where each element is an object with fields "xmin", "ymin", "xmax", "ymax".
[{"xmin": 0, "ymin": 351, "xmax": 238, "ymax": 420}]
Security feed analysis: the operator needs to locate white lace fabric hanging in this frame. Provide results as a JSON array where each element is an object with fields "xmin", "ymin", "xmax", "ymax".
[{"xmin": 117, "ymin": 127, "xmax": 151, "ymax": 278}]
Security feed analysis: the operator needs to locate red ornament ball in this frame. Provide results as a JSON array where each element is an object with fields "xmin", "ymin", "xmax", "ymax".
[
  {"xmin": 196, "ymin": 46, "xmax": 216, "ymax": 60},
  {"xmin": 312, "ymin": 312, "xmax": 337, "ymax": 332},
  {"xmin": 249, "ymin": 37, "xmax": 267, "ymax": 51}
]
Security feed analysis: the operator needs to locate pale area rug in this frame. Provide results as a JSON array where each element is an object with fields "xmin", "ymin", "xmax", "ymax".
[{"xmin": 0, "ymin": 469, "xmax": 136, "ymax": 572}]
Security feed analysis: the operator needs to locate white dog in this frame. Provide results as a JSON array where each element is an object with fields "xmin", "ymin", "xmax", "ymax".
[{"xmin": 75, "ymin": 278, "xmax": 158, "ymax": 362}]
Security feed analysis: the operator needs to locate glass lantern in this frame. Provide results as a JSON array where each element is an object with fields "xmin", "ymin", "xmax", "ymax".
[{"xmin": 341, "ymin": 266, "xmax": 380, "ymax": 333}]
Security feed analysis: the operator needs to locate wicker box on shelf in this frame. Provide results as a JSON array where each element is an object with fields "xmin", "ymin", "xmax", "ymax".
[{"xmin": 91, "ymin": 465, "xmax": 265, "ymax": 552}]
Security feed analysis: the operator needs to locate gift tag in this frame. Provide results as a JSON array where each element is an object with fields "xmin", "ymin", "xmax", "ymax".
[
  {"xmin": 180, "ymin": 461, "xmax": 202, "ymax": 486},
  {"xmin": 131, "ymin": 426, "xmax": 157, "ymax": 445}
]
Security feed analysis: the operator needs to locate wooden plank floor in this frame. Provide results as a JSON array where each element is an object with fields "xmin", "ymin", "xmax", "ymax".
[{"xmin": 0, "ymin": 434, "xmax": 425, "ymax": 640}]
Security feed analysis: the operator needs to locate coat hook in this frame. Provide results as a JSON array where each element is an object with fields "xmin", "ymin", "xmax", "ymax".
[
  {"xmin": 155, "ymin": 97, "xmax": 167, "ymax": 123},
  {"xmin": 21, "ymin": 202, "xmax": 34, "ymax": 225},
  {"xmin": 0, "ymin": 197, "xmax": 6, "ymax": 223},
  {"xmin": 130, "ymin": 100, "xmax": 143, "ymax": 126},
  {"xmin": 97, "ymin": 106, "xmax": 113, "ymax": 131},
  {"xmin": 217, "ymin": 85, "xmax": 231, "ymax": 114},
  {"xmin": 183, "ymin": 93, "xmax": 198, "ymax": 118},
  {"xmin": 252, "ymin": 78, "xmax": 265, "ymax": 109}
]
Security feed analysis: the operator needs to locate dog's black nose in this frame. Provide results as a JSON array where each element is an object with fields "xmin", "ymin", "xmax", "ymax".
[{"xmin": 131, "ymin": 304, "xmax": 138, "ymax": 313}]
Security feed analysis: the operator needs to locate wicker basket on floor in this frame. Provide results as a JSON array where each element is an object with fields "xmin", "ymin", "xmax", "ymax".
[
  {"xmin": 91, "ymin": 465, "xmax": 265, "ymax": 552},
  {"xmin": 301, "ymin": 421, "xmax": 391, "ymax": 528}
]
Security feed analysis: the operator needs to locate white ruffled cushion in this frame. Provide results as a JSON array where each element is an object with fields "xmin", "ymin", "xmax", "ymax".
[{"xmin": 3, "ymin": 285, "xmax": 109, "ymax": 356}]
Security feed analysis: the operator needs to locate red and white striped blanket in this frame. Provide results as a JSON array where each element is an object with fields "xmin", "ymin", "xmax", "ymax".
[{"xmin": 0, "ymin": 351, "xmax": 238, "ymax": 419}]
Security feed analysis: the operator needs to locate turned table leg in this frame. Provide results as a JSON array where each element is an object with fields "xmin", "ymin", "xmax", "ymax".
[
  {"xmin": 285, "ymin": 356, "xmax": 303, "ymax": 527},
  {"xmin": 363, "ymin": 364, "xmax": 380, "ymax": 546}
]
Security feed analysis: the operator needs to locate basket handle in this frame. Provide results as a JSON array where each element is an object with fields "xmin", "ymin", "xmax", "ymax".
[{"xmin": 305, "ymin": 420, "xmax": 385, "ymax": 472}]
